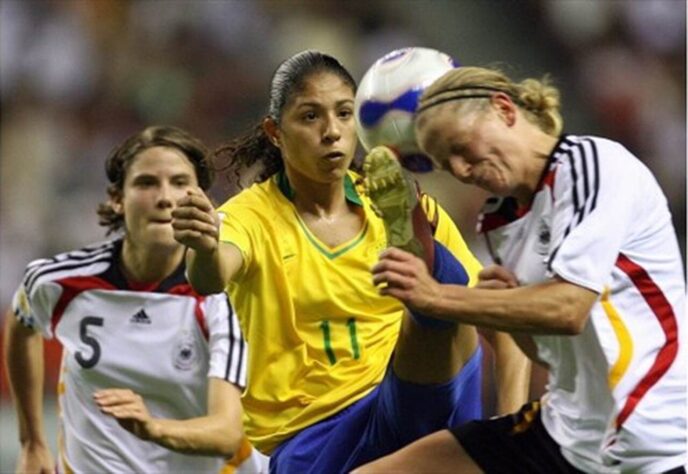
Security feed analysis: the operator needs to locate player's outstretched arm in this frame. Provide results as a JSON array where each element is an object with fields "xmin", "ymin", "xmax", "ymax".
[
  {"xmin": 172, "ymin": 188, "xmax": 242, "ymax": 294},
  {"xmin": 373, "ymin": 248, "xmax": 597, "ymax": 334},
  {"xmin": 3, "ymin": 309, "xmax": 55, "ymax": 474},
  {"xmin": 94, "ymin": 378, "xmax": 243, "ymax": 457}
]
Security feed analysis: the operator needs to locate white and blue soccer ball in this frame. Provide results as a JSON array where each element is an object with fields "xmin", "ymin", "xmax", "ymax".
[{"xmin": 355, "ymin": 47, "xmax": 457, "ymax": 172}]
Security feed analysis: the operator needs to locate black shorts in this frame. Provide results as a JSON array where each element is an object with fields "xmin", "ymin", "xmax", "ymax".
[
  {"xmin": 450, "ymin": 401, "xmax": 583, "ymax": 474},
  {"xmin": 452, "ymin": 402, "xmax": 688, "ymax": 474}
]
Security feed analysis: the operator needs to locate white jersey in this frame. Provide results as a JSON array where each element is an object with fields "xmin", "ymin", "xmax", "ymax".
[
  {"xmin": 11, "ymin": 238, "xmax": 254, "ymax": 473},
  {"xmin": 479, "ymin": 135, "xmax": 686, "ymax": 473}
]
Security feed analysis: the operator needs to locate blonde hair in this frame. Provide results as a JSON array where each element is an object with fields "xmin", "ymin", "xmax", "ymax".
[{"xmin": 417, "ymin": 66, "xmax": 563, "ymax": 136}]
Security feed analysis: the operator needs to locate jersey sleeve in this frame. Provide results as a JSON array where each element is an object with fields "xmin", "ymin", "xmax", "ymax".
[
  {"xmin": 423, "ymin": 194, "xmax": 483, "ymax": 287},
  {"xmin": 11, "ymin": 264, "xmax": 63, "ymax": 339},
  {"xmin": 203, "ymin": 293, "xmax": 247, "ymax": 389},
  {"xmin": 217, "ymin": 202, "xmax": 263, "ymax": 280},
  {"xmin": 547, "ymin": 139, "xmax": 641, "ymax": 293}
]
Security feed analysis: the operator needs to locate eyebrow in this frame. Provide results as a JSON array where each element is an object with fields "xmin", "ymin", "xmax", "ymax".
[
  {"xmin": 295, "ymin": 99, "xmax": 354, "ymax": 109},
  {"xmin": 131, "ymin": 172, "xmax": 192, "ymax": 181}
]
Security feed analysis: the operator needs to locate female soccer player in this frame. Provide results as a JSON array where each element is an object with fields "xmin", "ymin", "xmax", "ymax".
[
  {"xmin": 172, "ymin": 51, "xmax": 529, "ymax": 473},
  {"xmin": 4, "ymin": 126, "xmax": 267, "ymax": 473},
  {"xmin": 359, "ymin": 66, "xmax": 687, "ymax": 473}
]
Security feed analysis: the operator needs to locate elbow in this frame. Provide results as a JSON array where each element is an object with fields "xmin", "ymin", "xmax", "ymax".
[
  {"xmin": 555, "ymin": 309, "xmax": 587, "ymax": 335},
  {"xmin": 538, "ymin": 279, "xmax": 596, "ymax": 336},
  {"xmin": 216, "ymin": 429, "xmax": 243, "ymax": 458}
]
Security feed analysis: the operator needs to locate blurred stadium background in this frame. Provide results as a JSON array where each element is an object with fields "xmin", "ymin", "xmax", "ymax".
[{"xmin": 0, "ymin": 0, "xmax": 684, "ymax": 470}]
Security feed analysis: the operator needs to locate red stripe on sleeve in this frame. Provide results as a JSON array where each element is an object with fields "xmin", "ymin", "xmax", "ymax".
[{"xmin": 614, "ymin": 253, "xmax": 679, "ymax": 430}]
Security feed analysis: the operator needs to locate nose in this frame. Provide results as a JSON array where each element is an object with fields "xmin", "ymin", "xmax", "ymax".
[
  {"xmin": 323, "ymin": 113, "xmax": 341, "ymax": 142},
  {"xmin": 448, "ymin": 156, "xmax": 472, "ymax": 182},
  {"xmin": 157, "ymin": 182, "xmax": 174, "ymax": 208}
]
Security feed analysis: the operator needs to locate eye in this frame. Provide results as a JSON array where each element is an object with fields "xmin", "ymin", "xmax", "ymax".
[
  {"xmin": 302, "ymin": 111, "xmax": 317, "ymax": 121},
  {"xmin": 338, "ymin": 108, "xmax": 353, "ymax": 119},
  {"xmin": 449, "ymin": 144, "xmax": 464, "ymax": 156},
  {"xmin": 172, "ymin": 176, "xmax": 191, "ymax": 187},
  {"xmin": 132, "ymin": 176, "xmax": 157, "ymax": 188}
]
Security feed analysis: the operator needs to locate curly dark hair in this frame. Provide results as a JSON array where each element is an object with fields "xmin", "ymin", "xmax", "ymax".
[
  {"xmin": 97, "ymin": 125, "xmax": 212, "ymax": 234},
  {"xmin": 214, "ymin": 50, "xmax": 356, "ymax": 189}
]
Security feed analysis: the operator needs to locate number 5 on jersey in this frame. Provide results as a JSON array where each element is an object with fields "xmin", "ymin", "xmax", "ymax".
[{"xmin": 75, "ymin": 316, "xmax": 104, "ymax": 369}]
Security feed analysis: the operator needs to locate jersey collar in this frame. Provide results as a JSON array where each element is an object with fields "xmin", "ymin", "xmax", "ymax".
[
  {"xmin": 103, "ymin": 238, "xmax": 188, "ymax": 292},
  {"xmin": 276, "ymin": 170, "xmax": 363, "ymax": 206}
]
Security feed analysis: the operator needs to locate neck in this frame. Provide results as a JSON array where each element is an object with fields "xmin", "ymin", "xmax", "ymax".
[
  {"xmin": 514, "ymin": 129, "xmax": 559, "ymax": 205},
  {"xmin": 120, "ymin": 238, "xmax": 184, "ymax": 284},
  {"xmin": 284, "ymin": 168, "xmax": 349, "ymax": 218}
]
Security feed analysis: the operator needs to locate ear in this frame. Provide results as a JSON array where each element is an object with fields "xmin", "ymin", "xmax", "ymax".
[
  {"xmin": 110, "ymin": 191, "xmax": 124, "ymax": 216},
  {"xmin": 262, "ymin": 117, "xmax": 281, "ymax": 148},
  {"xmin": 490, "ymin": 92, "xmax": 517, "ymax": 127}
]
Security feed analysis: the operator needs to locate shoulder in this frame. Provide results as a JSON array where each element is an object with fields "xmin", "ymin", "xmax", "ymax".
[
  {"xmin": 218, "ymin": 178, "xmax": 293, "ymax": 236},
  {"xmin": 218, "ymin": 178, "xmax": 280, "ymax": 210},
  {"xmin": 21, "ymin": 239, "xmax": 118, "ymax": 295},
  {"xmin": 554, "ymin": 135, "xmax": 641, "ymax": 173},
  {"xmin": 553, "ymin": 135, "xmax": 657, "ymax": 198}
]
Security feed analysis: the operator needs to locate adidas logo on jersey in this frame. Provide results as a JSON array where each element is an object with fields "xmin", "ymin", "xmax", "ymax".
[{"xmin": 130, "ymin": 309, "xmax": 152, "ymax": 325}]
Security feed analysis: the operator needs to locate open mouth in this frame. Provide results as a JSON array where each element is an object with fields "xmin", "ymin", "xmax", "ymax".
[{"xmin": 324, "ymin": 151, "xmax": 345, "ymax": 160}]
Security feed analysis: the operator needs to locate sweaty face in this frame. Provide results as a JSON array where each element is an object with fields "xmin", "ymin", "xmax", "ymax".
[
  {"xmin": 115, "ymin": 146, "xmax": 199, "ymax": 249},
  {"xmin": 417, "ymin": 104, "xmax": 519, "ymax": 196},
  {"xmin": 274, "ymin": 72, "xmax": 357, "ymax": 183}
]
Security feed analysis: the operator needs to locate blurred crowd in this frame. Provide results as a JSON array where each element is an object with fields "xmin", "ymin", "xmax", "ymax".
[
  {"xmin": 536, "ymin": 0, "xmax": 686, "ymax": 254},
  {"xmin": 0, "ymin": 0, "xmax": 684, "ymax": 357}
]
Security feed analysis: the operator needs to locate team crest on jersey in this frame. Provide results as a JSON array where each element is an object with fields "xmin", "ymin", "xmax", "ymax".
[
  {"xmin": 535, "ymin": 218, "xmax": 551, "ymax": 256},
  {"xmin": 173, "ymin": 331, "xmax": 199, "ymax": 371}
]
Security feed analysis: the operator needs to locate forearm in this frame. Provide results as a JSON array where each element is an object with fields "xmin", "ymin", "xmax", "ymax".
[
  {"xmin": 491, "ymin": 331, "xmax": 531, "ymax": 414},
  {"xmin": 428, "ymin": 280, "xmax": 593, "ymax": 334},
  {"xmin": 185, "ymin": 248, "xmax": 227, "ymax": 295},
  {"xmin": 3, "ymin": 315, "xmax": 48, "ymax": 445},
  {"xmin": 146, "ymin": 414, "xmax": 242, "ymax": 457}
]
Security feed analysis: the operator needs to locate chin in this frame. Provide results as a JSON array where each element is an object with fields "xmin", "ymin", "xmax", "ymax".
[
  {"xmin": 146, "ymin": 229, "xmax": 180, "ymax": 249},
  {"xmin": 490, "ymin": 187, "xmax": 511, "ymax": 197},
  {"xmin": 483, "ymin": 179, "xmax": 511, "ymax": 196},
  {"xmin": 319, "ymin": 166, "xmax": 348, "ymax": 182}
]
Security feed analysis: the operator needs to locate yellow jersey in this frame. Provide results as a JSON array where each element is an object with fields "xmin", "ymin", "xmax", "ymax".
[{"xmin": 217, "ymin": 170, "xmax": 481, "ymax": 454}]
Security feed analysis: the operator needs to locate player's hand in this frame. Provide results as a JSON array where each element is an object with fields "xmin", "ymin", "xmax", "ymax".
[
  {"xmin": 172, "ymin": 188, "xmax": 220, "ymax": 255},
  {"xmin": 476, "ymin": 265, "xmax": 519, "ymax": 290},
  {"xmin": 94, "ymin": 389, "xmax": 158, "ymax": 441},
  {"xmin": 372, "ymin": 247, "xmax": 441, "ymax": 314},
  {"xmin": 16, "ymin": 441, "xmax": 55, "ymax": 474}
]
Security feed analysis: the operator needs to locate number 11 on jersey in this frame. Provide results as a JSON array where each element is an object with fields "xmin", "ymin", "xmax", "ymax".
[{"xmin": 319, "ymin": 318, "xmax": 360, "ymax": 365}]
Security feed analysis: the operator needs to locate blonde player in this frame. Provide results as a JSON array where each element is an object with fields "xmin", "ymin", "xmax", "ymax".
[
  {"xmin": 360, "ymin": 66, "xmax": 686, "ymax": 474},
  {"xmin": 172, "ymin": 51, "xmax": 529, "ymax": 473},
  {"xmin": 4, "ymin": 126, "xmax": 268, "ymax": 473}
]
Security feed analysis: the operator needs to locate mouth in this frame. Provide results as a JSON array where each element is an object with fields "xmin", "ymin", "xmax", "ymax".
[
  {"xmin": 323, "ymin": 151, "xmax": 346, "ymax": 161},
  {"xmin": 150, "ymin": 218, "xmax": 172, "ymax": 224}
]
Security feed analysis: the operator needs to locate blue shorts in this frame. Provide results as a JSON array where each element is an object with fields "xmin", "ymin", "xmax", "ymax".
[{"xmin": 269, "ymin": 346, "xmax": 483, "ymax": 474}]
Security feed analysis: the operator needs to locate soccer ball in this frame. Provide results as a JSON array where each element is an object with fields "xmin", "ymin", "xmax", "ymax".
[{"xmin": 355, "ymin": 47, "xmax": 458, "ymax": 172}]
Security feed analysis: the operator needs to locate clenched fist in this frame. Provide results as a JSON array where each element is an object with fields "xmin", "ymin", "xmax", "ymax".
[{"xmin": 172, "ymin": 188, "xmax": 220, "ymax": 255}]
